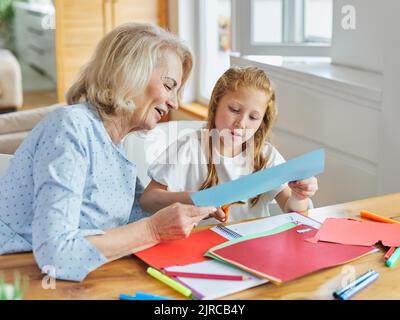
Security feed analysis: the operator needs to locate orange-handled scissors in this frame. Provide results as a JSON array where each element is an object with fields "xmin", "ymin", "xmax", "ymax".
[{"xmin": 221, "ymin": 201, "xmax": 246, "ymax": 222}]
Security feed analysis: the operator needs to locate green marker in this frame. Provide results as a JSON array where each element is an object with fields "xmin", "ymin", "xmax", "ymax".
[
  {"xmin": 147, "ymin": 267, "xmax": 192, "ymax": 297},
  {"xmin": 386, "ymin": 247, "xmax": 400, "ymax": 267}
]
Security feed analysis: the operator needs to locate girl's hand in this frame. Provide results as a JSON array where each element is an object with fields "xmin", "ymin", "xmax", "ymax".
[
  {"xmin": 288, "ymin": 177, "xmax": 318, "ymax": 201},
  {"xmin": 207, "ymin": 208, "xmax": 227, "ymax": 223}
]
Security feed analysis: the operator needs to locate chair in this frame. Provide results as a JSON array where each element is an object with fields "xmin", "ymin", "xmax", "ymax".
[{"xmin": 0, "ymin": 153, "xmax": 12, "ymax": 177}]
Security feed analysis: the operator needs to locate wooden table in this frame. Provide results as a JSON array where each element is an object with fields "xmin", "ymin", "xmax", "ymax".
[{"xmin": 1, "ymin": 193, "xmax": 400, "ymax": 300}]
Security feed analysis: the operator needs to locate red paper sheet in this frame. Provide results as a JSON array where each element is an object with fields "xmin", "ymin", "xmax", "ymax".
[
  {"xmin": 134, "ymin": 229, "xmax": 227, "ymax": 269},
  {"xmin": 211, "ymin": 225, "xmax": 374, "ymax": 284},
  {"xmin": 307, "ymin": 218, "xmax": 400, "ymax": 247}
]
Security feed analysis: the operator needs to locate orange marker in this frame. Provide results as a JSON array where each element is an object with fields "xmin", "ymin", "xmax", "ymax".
[
  {"xmin": 221, "ymin": 201, "xmax": 246, "ymax": 222},
  {"xmin": 360, "ymin": 210, "xmax": 400, "ymax": 224}
]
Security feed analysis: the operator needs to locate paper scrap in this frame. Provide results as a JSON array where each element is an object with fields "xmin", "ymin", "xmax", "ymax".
[{"xmin": 307, "ymin": 218, "xmax": 400, "ymax": 247}]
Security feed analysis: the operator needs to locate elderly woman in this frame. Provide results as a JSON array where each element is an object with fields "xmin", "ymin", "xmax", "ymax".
[{"xmin": 0, "ymin": 23, "xmax": 223, "ymax": 281}]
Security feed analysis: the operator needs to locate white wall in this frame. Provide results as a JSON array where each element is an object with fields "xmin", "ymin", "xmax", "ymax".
[
  {"xmin": 232, "ymin": 55, "xmax": 381, "ymax": 207},
  {"xmin": 331, "ymin": 0, "xmax": 384, "ymax": 73},
  {"xmin": 232, "ymin": 0, "xmax": 400, "ymax": 206},
  {"xmin": 378, "ymin": 0, "xmax": 400, "ymax": 195},
  {"xmin": 168, "ymin": 0, "xmax": 198, "ymax": 104}
]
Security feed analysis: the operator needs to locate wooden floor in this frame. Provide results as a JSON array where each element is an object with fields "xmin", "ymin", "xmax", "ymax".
[{"xmin": 19, "ymin": 90, "xmax": 58, "ymax": 111}]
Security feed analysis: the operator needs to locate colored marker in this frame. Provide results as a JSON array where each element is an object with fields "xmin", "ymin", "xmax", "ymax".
[
  {"xmin": 119, "ymin": 292, "xmax": 174, "ymax": 300},
  {"xmin": 147, "ymin": 267, "xmax": 192, "ymax": 297},
  {"xmin": 135, "ymin": 291, "xmax": 174, "ymax": 300},
  {"xmin": 384, "ymin": 247, "xmax": 397, "ymax": 261},
  {"xmin": 120, "ymin": 293, "xmax": 138, "ymax": 300},
  {"xmin": 333, "ymin": 269, "xmax": 375, "ymax": 298},
  {"xmin": 360, "ymin": 210, "xmax": 400, "ymax": 224},
  {"xmin": 163, "ymin": 271, "xmax": 251, "ymax": 281},
  {"xmin": 386, "ymin": 247, "xmax": 400, "ymax": 267},
  {"xmin": 338, "ymin": 271, "xmax": 379, "ymax": 300}
]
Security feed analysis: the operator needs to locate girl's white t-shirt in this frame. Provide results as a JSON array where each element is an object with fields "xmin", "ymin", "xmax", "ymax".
[{"xmin": 147, "ymin": 130, "xmax": 287, "ymax": 222}]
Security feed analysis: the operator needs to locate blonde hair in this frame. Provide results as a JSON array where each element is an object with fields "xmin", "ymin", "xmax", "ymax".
[
  {"xmin": 200, "ymin": 66, "xmax": 277, "ymax": 207},
  {"xmin": 66, "ymin": 23, "xmax": 193, "ymax": 120}
]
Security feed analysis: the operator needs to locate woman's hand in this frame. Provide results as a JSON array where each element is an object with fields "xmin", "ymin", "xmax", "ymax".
[
  {"xmin": 147, "ymin": 203, "xmax": 218, "ymax": 242},
  {"xmin": 288, "ymin": 177, "xmax": 318, "ymax": 201}
]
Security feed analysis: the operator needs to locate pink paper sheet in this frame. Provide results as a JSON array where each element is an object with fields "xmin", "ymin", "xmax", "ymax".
[{"xmin": 307, "ymin": 218, "xmax": 400, "ymax": 247}]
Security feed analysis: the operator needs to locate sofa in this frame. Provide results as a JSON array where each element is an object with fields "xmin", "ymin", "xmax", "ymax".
[{"xmin": 0, "ymin": 103, "xmax": 63, "ymax": 154}]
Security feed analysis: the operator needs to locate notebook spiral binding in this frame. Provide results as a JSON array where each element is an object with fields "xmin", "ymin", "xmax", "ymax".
[{"xmin": 216, "ymin": 225, "xmax": 242, "ymax": 239}]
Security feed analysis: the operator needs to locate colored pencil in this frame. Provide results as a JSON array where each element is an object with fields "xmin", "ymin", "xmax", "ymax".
[{"xmin": 163, "ymin": 271, "xmax": 251, "ymax": 281}]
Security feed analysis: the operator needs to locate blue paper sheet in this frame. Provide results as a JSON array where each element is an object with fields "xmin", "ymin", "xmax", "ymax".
[{"xmin": 190, "ymin": 148, "xmax": 325, "ymax": 207}]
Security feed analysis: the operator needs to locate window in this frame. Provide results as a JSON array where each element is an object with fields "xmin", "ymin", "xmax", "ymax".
[
  {"xmin": 252, "ymin": 0, "xmax": 283, "ymax": 43},
  {"xmin": 196, "ymin": 0, "xmax": 333, "ymax": 102},
  {"xmin": 234, "ymin": 0, "xmax": 332, "ymax": 56},
  {"xmin": 304, "ymin": 0, "xmax": 333, "ymax": 42}
]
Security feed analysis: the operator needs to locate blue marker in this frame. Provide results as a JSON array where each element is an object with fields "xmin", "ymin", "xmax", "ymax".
[
  {"xmin": 120, "ymin": 292, "xmax": 174, "ymax": 300},
  {"xmin": 338, "ymin": 271, "xmax": 379, "ymax": 300},
  {"xmin": 135, "ymin": 291, "xmax": 175, "ymax": 300},
  {"xmin": 119, "ymin": 294, "xmax": 138, "ymax": 300},
  {"xmin": 333, "ymin": 269, "xmax": 375, "ymax": 298}
]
